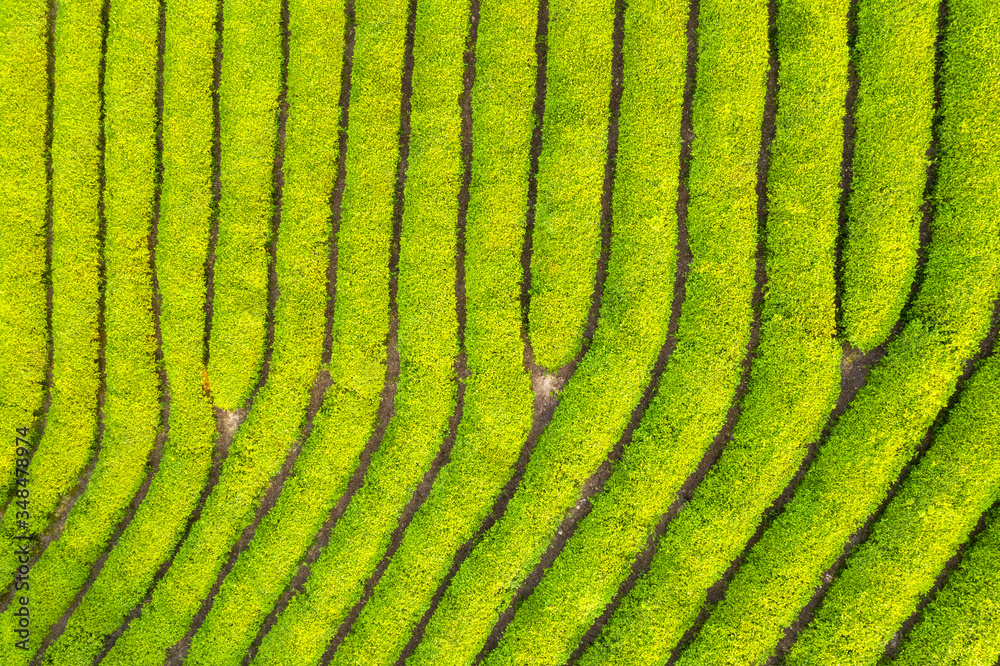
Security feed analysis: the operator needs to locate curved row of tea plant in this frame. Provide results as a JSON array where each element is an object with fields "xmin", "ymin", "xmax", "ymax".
[
  {"xmin": 891, "ymin": 4, "xmax": 1000, "ymax": 663},
  {"xmin": 0, "ymin": 0, "xmax": 49, "ymax": 502},
  {"xmin": 678, "ymin": 0, "xmax": 1000, "ymax": 656},
  {"xmin": 406, "ymin": 6, "xmax": 685, "ymax": 664},
  {"xmin": 527, "ymin": 0, "xmax": 615, "ymax": 370},
  {"xmin": 788, "ymin": 351, "xmax": 1000, "ymax": 665},
  {"xmin": 182, "ymin": 0, "xmax": 346, "ymax": 663},
  {"xmin": 42, "ymin": 0, "xmax": 219, "ymax": 661},
  {"xmin": 207, "ymin": 0, "xmax": 283, "ymax": 410},
  {"xmin": 580, "ymin": 0, "xmax": 846, "ymax": 662},
  {"xmin": 181, "ymin": 0, "xmax": 429, "ymax": 663},
  {"xmin": 330, "ymin": 0, "xmax": 538, "ymax": 662},
  {"xmin": 485, "ymin": 0, "xmax": 746, "ymax": 661},
  {"xmin": 895, "ymin": 505, "xmax": 1000, "ymax": 666},
  {"xmin": 0, "ymin": 0, "xmax": 161, "ymax": 658},
  {"xmin": 840, "ymin": 0, "xmax": 938, "ymax": 351},
  {"xmin": 99, "ymin": 5, "xmax": 348, "ymax": 664},
  {"xmin": 0, "ymin": 0, "xmax": 103, "ymax": 563},
  {"xmin": 251, "ymin": 1, "xmax": 465, "ymax": 663}
]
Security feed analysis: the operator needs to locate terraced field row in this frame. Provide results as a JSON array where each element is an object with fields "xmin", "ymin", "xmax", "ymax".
[{"xmin": 0, "ymin": 0, "xmax": 997, "ymax": 664}]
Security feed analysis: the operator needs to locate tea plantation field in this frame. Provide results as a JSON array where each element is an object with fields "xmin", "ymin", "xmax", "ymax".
[{"xmin": 0, "ymin": 0, "xmax": 998, "ymax": 663}]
